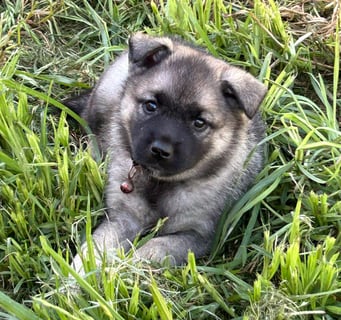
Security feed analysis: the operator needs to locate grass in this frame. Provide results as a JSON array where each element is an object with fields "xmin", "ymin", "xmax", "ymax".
[{"xmin": 0, "ymin": 0, "xmax": 340, "ymax": 319}]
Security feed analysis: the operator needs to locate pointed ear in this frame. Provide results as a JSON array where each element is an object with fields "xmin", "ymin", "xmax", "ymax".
[
  {"xmin": 128, "ymin": 33, "xmax": 172, "ymax": 69},
  {"xmin": 221, "ymin": 66, "xmax": 267, "ymax": 118}
]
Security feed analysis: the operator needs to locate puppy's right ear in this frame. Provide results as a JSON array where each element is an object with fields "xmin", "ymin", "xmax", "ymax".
[{"xmin": 128, "ymin": 33, "xmax": 173, "ymax": 70}]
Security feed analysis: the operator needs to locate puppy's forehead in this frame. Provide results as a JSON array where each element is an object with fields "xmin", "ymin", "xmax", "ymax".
[
  {"xmin": 168, "ymin": 47, "xmax": 221, "ymax": 83},
  {"xmin": 137, "ymin": 52, "xmax": 223, "ymax": 105}
]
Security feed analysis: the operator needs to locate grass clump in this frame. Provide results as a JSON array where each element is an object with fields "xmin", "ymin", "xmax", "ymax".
[
  {"xmin": 0, "ymin": 69, "xmax": 105, "ymax": 300},
  {"xmin": 0, "ymin": 0, "xmax": 340, "ymax": 319}
]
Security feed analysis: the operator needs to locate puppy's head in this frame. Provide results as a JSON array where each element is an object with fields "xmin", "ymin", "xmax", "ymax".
[{"xmin": 120, "ymin": 33, "xmax": 267, "ymax": 180}]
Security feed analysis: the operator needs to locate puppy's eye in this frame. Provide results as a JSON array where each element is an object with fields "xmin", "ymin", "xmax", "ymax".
[
  {"xmin": 142, "ymin": 101, "xmax": 158, "ymax": 113},
  {"xmin": 193, "ymin": 118, "xmax": 207, "ymax": 131}
]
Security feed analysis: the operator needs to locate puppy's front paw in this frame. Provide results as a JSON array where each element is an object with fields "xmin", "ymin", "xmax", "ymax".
[{"xmin": 135, "ymin": 238, "xmax": 177, "ymax": 266}]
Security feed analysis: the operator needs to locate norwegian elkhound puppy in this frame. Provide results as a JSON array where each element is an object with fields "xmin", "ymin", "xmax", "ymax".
[{"xmin": 65, "ymin": 33, "xmax": 267, "ymax": 271}]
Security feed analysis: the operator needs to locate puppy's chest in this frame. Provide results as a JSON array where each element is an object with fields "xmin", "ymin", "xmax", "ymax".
[{"xmin": 137, "ymin": 179, "xmax": 175, "ymax": 217}]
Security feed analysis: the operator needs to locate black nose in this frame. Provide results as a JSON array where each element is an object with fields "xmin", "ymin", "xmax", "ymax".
[{"xmin": 150, "ymin": 140, "xmax": 173, "ymax": 159}]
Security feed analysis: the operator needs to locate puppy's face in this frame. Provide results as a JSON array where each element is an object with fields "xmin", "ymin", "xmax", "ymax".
[
  {"xmin": 119, "ymin": 34, "xmax": 267, "ymax": 180},
  {"xmin": 126, "ymin": 74, "xmax": 213, "ymax": 178},
  {"xmin": 121, "ymin": 57, "xmax": 236, "ymax": 180}
]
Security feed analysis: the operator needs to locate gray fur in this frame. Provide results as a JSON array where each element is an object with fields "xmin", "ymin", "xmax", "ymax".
[{"xmin": 67, "ymin": 33, "xmax": 267, "ymax": 272}]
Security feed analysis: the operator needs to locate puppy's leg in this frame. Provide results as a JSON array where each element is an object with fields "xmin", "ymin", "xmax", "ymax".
[
  {"xmin": 72, "ymin": 215, "xmax": 140, "ymax": 272},
  {"xmin": 71, "ymin": 189, "xmax": 154, "ymax": 274}
]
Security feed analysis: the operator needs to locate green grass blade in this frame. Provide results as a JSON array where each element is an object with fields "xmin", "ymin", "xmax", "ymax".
[
  {"xmin": 150, "ymin": 277, "xmax": 173, "ymax": 320},
  {"xmin": 0, "ymin": 291, "xmax": 42, "ymax": 320},
  {"xmin": 211, "ymin": 162, "xmax": 293, "ymax": 258}
]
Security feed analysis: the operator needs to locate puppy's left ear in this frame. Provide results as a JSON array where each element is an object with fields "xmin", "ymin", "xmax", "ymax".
[
  {"xmin": 128, "ymin": 33, "xmax": 173, "ymax": 70},
  {"xmin": 221, "ymin": 67, "xmax": 267, "ymax": 118}
]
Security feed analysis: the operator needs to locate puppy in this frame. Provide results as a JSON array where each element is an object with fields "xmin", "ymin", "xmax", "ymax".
[{"xmin": 65, "ymin": 33, "xmax": 267, "ymax": 270}]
